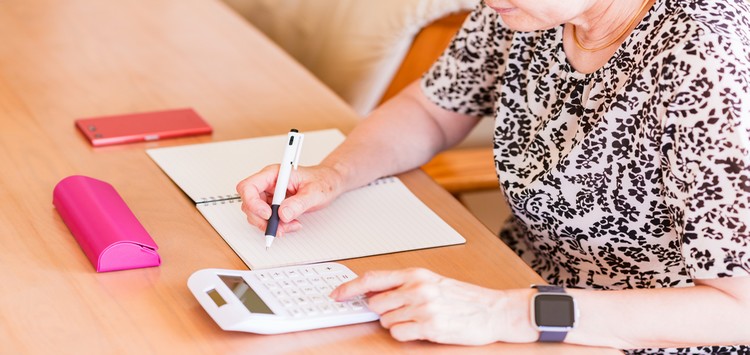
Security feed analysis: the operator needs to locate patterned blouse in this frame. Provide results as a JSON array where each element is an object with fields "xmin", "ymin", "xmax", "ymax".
[{"xmin": 422, "ymin": 0, "xmax": 750, "ymax": 353}]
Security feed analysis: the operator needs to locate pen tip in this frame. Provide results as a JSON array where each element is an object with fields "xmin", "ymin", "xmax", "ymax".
[{"xmin": 266, "ymin": 247, "xmax": 269, "ymax": 251}]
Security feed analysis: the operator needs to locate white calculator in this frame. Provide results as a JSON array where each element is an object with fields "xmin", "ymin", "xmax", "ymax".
[{"xmin": 187, "ymin": 262, "xmax": 379, "ymax": 334}]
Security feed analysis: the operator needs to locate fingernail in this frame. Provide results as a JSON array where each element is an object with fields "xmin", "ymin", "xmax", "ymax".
[{"xmin": 329, "ymin": 289, "xmax": 339, "ymax": 300}]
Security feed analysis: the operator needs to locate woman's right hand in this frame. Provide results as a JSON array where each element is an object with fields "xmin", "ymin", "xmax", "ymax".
[{"xmin": 236, "ymin": 164, "xmax": 345, "ymax": 237}]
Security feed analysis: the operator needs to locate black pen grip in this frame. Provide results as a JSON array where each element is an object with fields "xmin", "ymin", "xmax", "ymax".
[{"xmin": 265, "ymin": 204, "xmax": 280, "ymax": 237}]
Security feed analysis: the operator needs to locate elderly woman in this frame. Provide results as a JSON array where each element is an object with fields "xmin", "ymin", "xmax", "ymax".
[{"xmin": 237, "ymin": 0, "xmax": 750, "ymax": 353}]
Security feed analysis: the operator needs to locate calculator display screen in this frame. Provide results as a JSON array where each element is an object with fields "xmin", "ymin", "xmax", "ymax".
[{"xmin": 219, "ymin": 275, "xmax": 275, "ymax": 314}]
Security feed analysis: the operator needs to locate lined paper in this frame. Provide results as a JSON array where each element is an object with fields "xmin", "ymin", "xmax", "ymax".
[{"xmin": 147, "ymin": 129, "xmax": 466, "ymax": 269}]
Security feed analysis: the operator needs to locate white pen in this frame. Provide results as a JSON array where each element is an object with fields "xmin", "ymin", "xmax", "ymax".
[{"xmin": 265, "ymin": 129, "xmax": 304, "ymax": 250}]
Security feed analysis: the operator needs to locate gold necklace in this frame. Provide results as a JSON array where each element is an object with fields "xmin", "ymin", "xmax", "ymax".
[{"xmin": 572, "ymin": 0, "xmax": 651, "ymax": 52}]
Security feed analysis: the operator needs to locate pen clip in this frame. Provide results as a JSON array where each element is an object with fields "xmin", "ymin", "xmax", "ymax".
[{"xmin": 292, "ymin": 133, "xmax": 304, "ymax": 169}]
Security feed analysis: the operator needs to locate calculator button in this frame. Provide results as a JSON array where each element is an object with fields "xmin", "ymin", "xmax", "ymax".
[
  {"xmin": 256, "ymin": 272, "xmax": 270, "ymax": 281},
  {"xmin": 313, "ymin": 264, "xmax": 341, "ymax": 274},
  {"xmin": 310, "ymin": 276, "xmax": 325, "ymax": 286},
  {"xmin": 293, "ymin": 296, "xmax": 309, "ymax": 305},
  {"xmin": 323, "ymin": 275, "xmax": 342, "ymax": 287},
  {"xmin": 303, "ymin": 306, "xmax": 319, "ymax": 316},
  {"xmin": 323, "ymin": 294, "xmax": 336, "ymax": 303},
  {"xmin": 287, "ymin": 288, "xmax": 302, "ymax": 297},
  {"xmin": 263, "ymin": 281, "xmax": 280, "ymax": 290},
  {"xmin": 279, "ymin": 280, "xmax": 295, "ymax": 289},
  {"xmin": 288, "ymin": 307, "xmax": 304, "ymax": 317},
  {"xmin": 271, "ymin": 289, "xmax": 286, "ymax": 298},
  {"xmin": 319, "ymin": 304, "xmax": 334, "ymax": 314},
  {"xmin": 293, "ymin": 279, "xmax": 311, "ymax": 287},
  {"xmin": 285, "ymin": 269, "xmax": 301, "ymax": 278},
  {"xmin": 270, "ymin": 271, "xmax": 286, "ymax": 280},
  {"xmin": 316, "ymin": 285, "xmax": 334, "ymax": 294},
  {"xmin": 278, "ymin": 297, "xmax": 294, "ymax": 308},
  {"xmin": 348, "ymin": 300, "xmax": 365, "ymax": 310},
  {"xmin": 301, "ymin": 286, "xmax": 317, "ymax": 295},
  {"xmin": 310, "ymin": 295, "xmax": 326, "ymax": 304},
  {"xmin": 299, "ymin": 267, "xmax": 316, "ymax": 276},
  {"xmin": 333, "ymin": 302, "xmax": 349, "ymax": 312}
]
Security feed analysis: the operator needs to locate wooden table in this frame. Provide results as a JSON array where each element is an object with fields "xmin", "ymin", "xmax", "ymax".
[{"xmin": 0, "ymin": 1, "xmax": 617, "ymax": 353}]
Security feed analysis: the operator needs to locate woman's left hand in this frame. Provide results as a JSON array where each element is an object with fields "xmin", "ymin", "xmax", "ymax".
[{"xmin": 330, "ymin": 268, "xmax": 538, "ymax": 345}]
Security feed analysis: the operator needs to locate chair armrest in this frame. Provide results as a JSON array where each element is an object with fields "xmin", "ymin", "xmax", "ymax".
[{"xmin": 421, "ymin": 148, "xmax": 498, "ymax": 194}]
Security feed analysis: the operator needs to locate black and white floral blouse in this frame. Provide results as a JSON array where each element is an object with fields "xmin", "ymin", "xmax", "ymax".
[{"xmin": 422, "ymin": 0, "xmax": 750, "ymax": 353}]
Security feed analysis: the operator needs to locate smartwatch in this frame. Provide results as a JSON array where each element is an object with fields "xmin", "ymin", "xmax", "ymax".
[{"xmin": 530, "ymin": 285, "xmax": 578, "ymax": 342}]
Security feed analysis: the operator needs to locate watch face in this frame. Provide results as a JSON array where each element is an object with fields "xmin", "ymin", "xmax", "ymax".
[{"xmin": 534, "ymin": 294, "xmax": 576, "ymax": 327}]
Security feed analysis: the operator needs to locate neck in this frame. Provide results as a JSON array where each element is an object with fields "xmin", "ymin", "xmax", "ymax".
[{"xmin": 571, "ymin": 0, "xmax": 650, "ymax": 50}]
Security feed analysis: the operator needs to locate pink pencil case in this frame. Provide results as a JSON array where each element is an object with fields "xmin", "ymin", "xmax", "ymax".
[{"xmin": 53, "ymin": 175, "xmax": 161, "ymax": 272}]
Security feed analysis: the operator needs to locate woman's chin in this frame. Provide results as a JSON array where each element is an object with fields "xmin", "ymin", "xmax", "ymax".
[{"xmin": 499, "ymin": 15, "xmax": 556, "ymax": 32}]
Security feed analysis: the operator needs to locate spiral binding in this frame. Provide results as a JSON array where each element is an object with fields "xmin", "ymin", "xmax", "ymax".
[
  {"xmin": 366, "ymin": 176, "xmax": 396, "ymax": 187},
  {"xmin": 197, "ymin": 193, "xmax": 241, "ymax": 206},
  {"xmin": 196, "ymin": 177, "xmax": 397, "ymax": 206}
]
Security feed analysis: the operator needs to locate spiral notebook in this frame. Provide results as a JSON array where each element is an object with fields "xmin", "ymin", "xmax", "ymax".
[{"xmin": 146, "ymin": 129, "xmax": 465, "ymax": 269}]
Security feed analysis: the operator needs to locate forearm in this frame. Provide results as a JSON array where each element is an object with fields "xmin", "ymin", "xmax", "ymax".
[
  {"xmin": 320, "ymin": 81, "xmax": 479, "ymax": 191},
  {"xmin": 563, "ymin": 280, "xmax": 750, "ymax": 349}
]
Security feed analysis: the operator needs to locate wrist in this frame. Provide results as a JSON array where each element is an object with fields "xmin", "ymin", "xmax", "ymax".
[
  {"xmin": 320, "ymin": 151, "xmax": 380, "ymax": 193},
  {"xmin": 490, "ymin": 288, "xmax": 539, "ymax": 343},
  {"xmin": 318, "ymin": 157, "xmax": 355, "ymax": 194}
]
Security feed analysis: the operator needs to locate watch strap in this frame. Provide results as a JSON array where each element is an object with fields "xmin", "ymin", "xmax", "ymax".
[
  {"xmin": 538, "ymin": 330, "xmax": 568, "ymax": 342},
  {"xmin": 532, "ymin": 285, "xmax": 564, "ymax": 293},
  {"xmin": 531, "ymin": 285, "xmax": 569, "ymax": 343}
]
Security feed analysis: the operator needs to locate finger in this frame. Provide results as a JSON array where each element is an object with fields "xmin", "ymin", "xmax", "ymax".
[
  {"xmin": 241, "ymin": 199, "xmax": 292, "ymax": 235},
  {"xmin": 366, "ymin": 289, "xmax": 412, "ymax": 315},
  {"xmin": 236, "ymin": 165, "xmax": 279, "ymax": 200},
  {"xmin": 331, "ymin": 270, "xmax": 411, "ymax": 301},
  {"xmin": 378, "ymin": 304, "xmax": 414, "ymax": 329},
  {"xmin": 247, "ymin": 196, "xmax": 272, "ymax": 220},
  {"xmin": 237, "ymin": 167, "xmax": 280, "ymax": 218},
  {"xmin": 247, "ymin": 212, "xmax": 296, "ymax": 238},
  {"xmin": 388, "ymin": 322, "xmax": 424, "ymax": 342},
  {"xmin": 241, "ymin": 202, "xmax": 269, "ymax": 231},
  {"xmin": 280, "ymin": 220, "xmax": 302, "ymax": 234},
  {"xmin": 251, "ymin": 213, "xmax": 302, "ymax": 237},
  {"xmin": 242, "ymin": 207, "xmax": 300, "ymax": 239},
  {"xmin": 371, "ymin": 277, "xmax": 445, "ymax": 315}
]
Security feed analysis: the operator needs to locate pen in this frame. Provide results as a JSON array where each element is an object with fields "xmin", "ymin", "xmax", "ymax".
[{"xmin": 265, "ymin": 129, "xmax": 304, "ymax": 250}]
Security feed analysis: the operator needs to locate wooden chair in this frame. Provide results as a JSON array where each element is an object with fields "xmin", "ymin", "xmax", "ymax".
[{"xmin": 379, "ymin": 11, "xmax": 498, "ymax": 195}]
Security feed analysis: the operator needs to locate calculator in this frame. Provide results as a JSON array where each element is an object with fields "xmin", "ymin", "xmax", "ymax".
[{"xmin": 187, "ymin": 262, "xmax": 379, "ymax": 334}]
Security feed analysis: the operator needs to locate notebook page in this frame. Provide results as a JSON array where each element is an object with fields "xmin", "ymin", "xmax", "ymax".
[
  {"xmin": 146, "ymin": 129, "xmax": 345, "ymax": 203},
  {"xmin": 196, "ymin": 177, "xmax": 466, "ymax": 269}
]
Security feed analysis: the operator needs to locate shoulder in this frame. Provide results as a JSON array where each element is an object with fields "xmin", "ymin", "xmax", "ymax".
[
  {"xmin": 654, "ymin": 0, "xmax": 750, "ymax": 101},
  {"xmin": 670, "ymin": 0, "xmax": 750, "ymax": 63},
  {"xmin": 674, "ymin": 0, "xmax": 750, "ymax": 41}
]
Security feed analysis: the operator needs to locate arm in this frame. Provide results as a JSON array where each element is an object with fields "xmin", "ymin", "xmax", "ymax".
[
  {"xmin": 320, "ymin": 81, "xmax": 480, "ymax": 191},
  {"xmin": 566, "ymin": 276, "xmax": 750, "ymax": 349},
  {"xmin": 332, "ymin": 269, "xmax": 750, "ymax": 349},
  {"xmin": 236, "ymin": 81, "xmax": 479, "ymax": 234}
]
